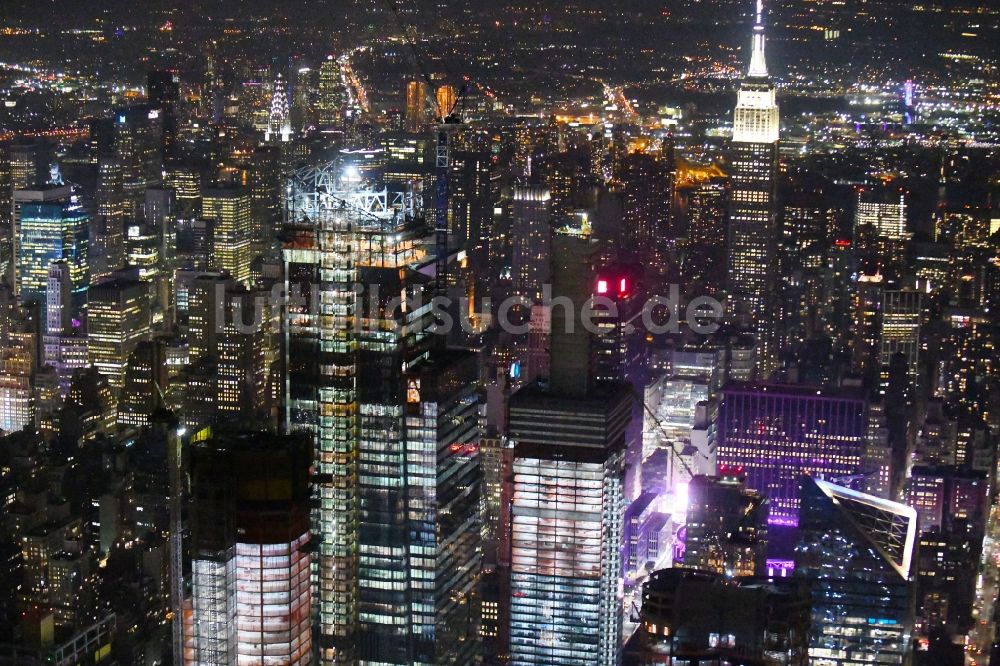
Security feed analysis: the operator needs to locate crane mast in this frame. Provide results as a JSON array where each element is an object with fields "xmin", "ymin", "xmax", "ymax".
[{"xmin": 383, "ymin": 0, "xmax": 465, "ymax": 297}]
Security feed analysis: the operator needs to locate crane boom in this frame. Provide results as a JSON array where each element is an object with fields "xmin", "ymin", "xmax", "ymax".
[{"xmin": 382, "ymin": 0, "xmax": 466, "ymax": 298}]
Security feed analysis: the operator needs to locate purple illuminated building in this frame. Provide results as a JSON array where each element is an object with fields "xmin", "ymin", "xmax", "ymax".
[
  {"xmin": 716, "ymin": 383, "xmax": 868, "ymax": 525},
  {"xmin": 622, "ymin": 492, "xmax": 671, "ymax": 583}
]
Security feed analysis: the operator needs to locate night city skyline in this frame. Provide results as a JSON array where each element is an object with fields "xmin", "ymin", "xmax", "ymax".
[{"xmin": 0, "ymin": 1, "xmax": 999, "ymax": 665}]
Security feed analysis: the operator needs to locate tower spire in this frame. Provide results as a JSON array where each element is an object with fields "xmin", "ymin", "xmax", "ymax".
[
  {"xmin": 266, "ymin": 73, "xmax": 291, "ymax": 142},
  {"xmin": 747, "ymin": 0, "xmax": 769, "ymax": 78}
]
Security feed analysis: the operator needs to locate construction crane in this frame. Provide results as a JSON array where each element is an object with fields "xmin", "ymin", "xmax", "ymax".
[
  {"xmin": 433, "ymin": 95, "xmax": 465, "ymax": 297},
  {"xmin": 383, "ymin": 0, "xmax": 467, "ymax": 297}
]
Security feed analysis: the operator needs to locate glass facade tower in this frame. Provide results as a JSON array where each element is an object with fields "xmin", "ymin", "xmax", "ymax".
[
  {"xmin": 181, "ymin": 432, "xmax": 313, "ymax": 666},
  {"xmin": 507, "ymin": 384, "xmax": 630, "ymax": 665},
  {"xmin": 795, "ymin": 476, "xmax": 916, "ymax": 665},
  {"xmin": 14, "ymin": 185, "xmax": 89, "ymax": 314},
  {"xmin": 283, "ymin": 160, "xmax": 481, "ymax": 665}
]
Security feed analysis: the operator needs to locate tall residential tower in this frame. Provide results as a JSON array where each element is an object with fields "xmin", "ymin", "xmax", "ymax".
[{"xmin": 507, "ymin": 230, "xmax": 628, "ymax": 666}]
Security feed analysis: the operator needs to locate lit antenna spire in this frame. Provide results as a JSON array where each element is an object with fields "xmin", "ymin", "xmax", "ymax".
[{"xmin": 747, "ymin": 0, "xmax": 769, "ymax": 78}]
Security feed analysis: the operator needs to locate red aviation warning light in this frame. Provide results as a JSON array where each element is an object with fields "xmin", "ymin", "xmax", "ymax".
[{"xmin": 596, "ymin": 274, "xmax": 630, "ymax": 297}]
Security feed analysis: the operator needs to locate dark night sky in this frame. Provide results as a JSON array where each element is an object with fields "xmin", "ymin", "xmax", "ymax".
[{"xmin": 2, "ymin": 0, "xmax": 995, "ymax": 22}]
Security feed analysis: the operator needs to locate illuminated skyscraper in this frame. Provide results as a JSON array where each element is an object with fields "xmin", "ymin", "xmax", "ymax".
[
  {"xmin": 8, "ymin": 139, "xmax": 48, "ymax": 191},
  {"xmin": 117, "ymin": 339, "xmax": 166, "ymax": 427},
  {"xmin": 0, "ymin": 145, "xmax": 11, "ymax": 282},
  {"xmin": 727, "ymin": 0, "xmax": 780, "ymax": 377},
  {"xmin": 125, "ymin": 221, "xmax": 160, "ymax": 290},
  {"xmin": 511, "ymin": 185, "xmax": 552, "ymax": 303},
  {"xmin": 405, "ymin": 80, "xmax": 428, "ymax": 133},
  {"xmin": 13, "ymin": 183, "xmax": 89, "ymax": 314},
  {"xmin": 45, "ymin": 260, "xmax": 71, "ymax": 335},
  {"xmin": 619, "ymin": 152, "xmax": 671, "ymax": 254},
  {"xmin": 94, "ymin": 154, "xmax": 125, "ymax": 276},
  {"xmin": 317, "ymin": 55, "xmax": 345, "ymax": 127},
  {"xmin": 382, "ymin": 132, "xmax": 432, "ymax": 183},
  {"xmin": 265, "ymin": 74, "xmax": 292, "ymax": 143},
  {"xmin": 94, "ymin": 106, "xmax": 164, "ymax": 223},
  {"xmin": 186, "ymin": 273, "xmax": 234, "ymax": 363},
  {"xmin": 591, "ymin": 262, "xmax": 645, "ymax": 384},
  {"xmin": 905, "ymin": 465, "xmax": 987, "ymax": 539},
  {"xmin": 181, "ymin": 431, "xmax": 313, "ymax": 666},
  {"xmin": 435, "ymin": 84, "xmax": 457, "ymax": 119},
  {"xmin": 283, "ymin": 162, "xmax": 481, "ymax": 664},
  {"xmin": 6, "ymin": 139, "xmax": 51, "ymax": 286},
  {"xmin": 508, "ymin": 383, "xmax": 629, "ymax": 666},
  {"xmin": 449, "ymin": 149, "xmax": 500, "ymax": 283},
  {"xmin": 202, "ymin": 188, "xmax": 252, "ymax": 285},
  {"xmin": 147, "ymin": 69, "xmax": 180, "ymax": 108},
  {"xmin": 850, "ymin": 270, "xmax": 884, "ymax": 377},
  {"xmin": 854, "ymin": 186, "xmax": 910, "ymax": 272},
  {"xmin": 87, "ymin": 276, "xmax": 151, "ymax": 392},
  {"xmin": 507, "ymin": 231, "xmax": 627, "ymax": 666},
  {"xmin": 249, "ymin": 145, "xmax": 282, "ymax": 254},
  {"xmin": 880, "ymin": 285, "xmax": 922, "ymax": 381},
  {"xmin": 864, "ymin": 399, "xmax": 893, "ymax": 499},
  {"xmin": 795, "ymin": 477, "xmax": 916, "ymax": 665},
  {"xmin": 535, "ymin": 152, "xmax": 578, "ymax": 224},
  {"xmin": 147, "ymin": 69, "xmax": 180, "ymax": 155},
  {"xmin": 856, "ymin": 186, "xmax": 909, "ymax": 242},
  {"xmin": 716, "ymin": 382, "xmax": 868, "ymax": 525},
  {"xmin": 215, "ymin": 288, "xmax": 272, "ymax": 421},
  {"xmin": 905, "ymin": 465, "xmax": 986, "ymax": 633},
  {"xmin": 42, "ymin": 261, "xmax": 88, "ymax": 394},
  {"xmin": 165, "ymin": 164, "xmax": 202, "ymax": 218},
  {"xmin": 684, "ymin": 176, "xmax": 728, "ymax": 295},
  {"xmin": 0, "ymin": 293, "xmax": 36, "ymax": 435},
  {"xmin": 5, "ymin": 140, "xmax": 50, "ymax": 284},
  {"xmin": 181, "ymin": 273, "xmax": 273, "ymax": 424},
  {"xmin": 144, "ymin": 187, "xmax": 175, "ymax": 266},
  {"xmin": 394, "ymin": 352, "xmax": 483, "ymax": 665}
]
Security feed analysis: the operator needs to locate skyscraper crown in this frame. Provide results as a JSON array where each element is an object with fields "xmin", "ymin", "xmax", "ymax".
[
  {"xmin": 747, "ymin": 0, "xmax": 769, "ymax": 78},
  {"xmin": 733, "ymin": 0, "xmax": 779, "ymax": 143}
]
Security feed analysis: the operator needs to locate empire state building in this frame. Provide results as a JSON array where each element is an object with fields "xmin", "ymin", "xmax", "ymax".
[{"xmin": 727, "ymin": 0, "xmax": 780, "ymax": 377}]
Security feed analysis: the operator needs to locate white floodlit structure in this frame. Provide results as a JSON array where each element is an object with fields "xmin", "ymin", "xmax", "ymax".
[
  {"xmin": 265, "ymin": 74, "xmax": 292, "ymax": 143},
  {"xmin": 285, "ymin": 160, "xmax": 416, "ymax": 228}
]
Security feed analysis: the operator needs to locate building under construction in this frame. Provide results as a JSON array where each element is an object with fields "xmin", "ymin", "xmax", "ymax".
[{"xmin": 282, "ymin": 157, "xmax": 482, "ymax": 665}]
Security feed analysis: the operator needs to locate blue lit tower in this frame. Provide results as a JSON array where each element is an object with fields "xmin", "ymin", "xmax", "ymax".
[
  {"xmin": 13, "ymin": 175, "xmax": 89, "ymax": 317},
  {"xmin": 795, "ymin": 477, "xmax": 916, "ymax": 664}
]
